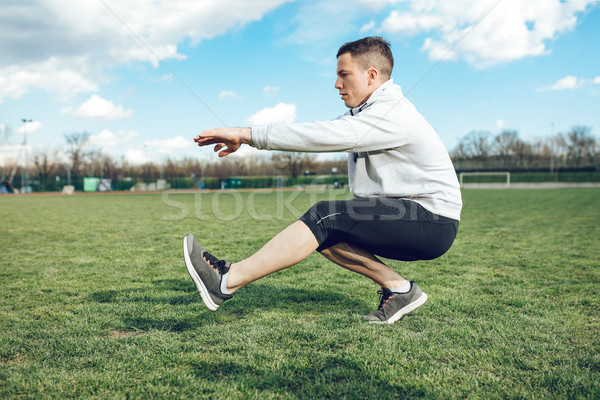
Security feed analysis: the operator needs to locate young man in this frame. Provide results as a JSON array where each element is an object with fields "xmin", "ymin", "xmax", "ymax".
[{"xmin": 183, "ymin": 37, "xmax": 462, "ymax": 324}]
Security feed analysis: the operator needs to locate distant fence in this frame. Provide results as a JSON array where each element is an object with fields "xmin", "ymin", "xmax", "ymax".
[
  {"xmin": 6, "ymin": 170, "xmax": 600, "ymax": 193},
  {"xmin": 458, "ymin": 171, "xmax": 600, "ymax": 184},
  {"xmin": 5, "ymin": 175, "xmax": 349, "ymax": 193},
  {"xmin": 453, "ymin": 156, "xmax": 598, "ymax": 174}
]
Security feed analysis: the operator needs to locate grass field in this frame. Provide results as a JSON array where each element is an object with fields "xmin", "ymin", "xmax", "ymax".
[{"xmin": 1, "ymin": 188, "xmax": 599, "ymax": 399}]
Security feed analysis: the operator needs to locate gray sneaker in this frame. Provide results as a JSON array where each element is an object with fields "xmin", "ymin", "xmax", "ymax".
[
  {"xmin": 182, "ymin": 234, "xmax": 232, "ymax": 311},
  {"xmin": 363, "ymin": 282, "xmax": 428, "ymax": 324}
]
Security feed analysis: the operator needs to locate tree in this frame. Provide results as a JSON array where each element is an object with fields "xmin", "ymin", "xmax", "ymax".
[
  {"xmin": 64, "ymin": 132, "xmax": 90, "ymax": 185},
  {"xmin": 493, "ymin": 131, "xmax": 518, "ymax": 157},
  {"xmin": 271, "ymin": 152, "xmax": 315, "ymax": 178},
  {"xmin": 32, "ymin": 151, "xmax": 58, "ymax": 191},
  {"xmin": 453, "ymin": 131, "xmax": 492, "ymax": 159},
  {"xmin": 564, "ymin": 126, "xmax": 596, "ymax": 168},
  {"xmin": 87, "ymin": 151, "xmax": 118, "ymax": 180}
]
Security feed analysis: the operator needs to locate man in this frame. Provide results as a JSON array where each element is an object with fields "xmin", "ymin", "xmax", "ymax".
[{"xmin": 184, "ymin": 37, "xmax": 462, "ymax": 324}]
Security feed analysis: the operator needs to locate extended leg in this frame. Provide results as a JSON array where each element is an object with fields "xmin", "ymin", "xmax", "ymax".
[
  {"xmin": 319, "ymin": 242, "xmax": 408, "ymax": 289},
  {"xmin": 226, "ymin": 221, "xmax": 319, "ymax": 293}
]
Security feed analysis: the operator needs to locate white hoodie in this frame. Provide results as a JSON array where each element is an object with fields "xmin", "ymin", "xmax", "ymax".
[{"xmin": 251, "ymin": 79, "xmax": 462, "ymax": 221}]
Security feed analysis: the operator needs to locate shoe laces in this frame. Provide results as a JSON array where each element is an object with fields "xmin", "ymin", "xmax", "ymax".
[
  {"xmin": 376, "ymin": 288, "xmax": 393, "ymax": 311},
  {"xmin": 203, "ymin": 251, "xmax": 228, "ymax": 274}
]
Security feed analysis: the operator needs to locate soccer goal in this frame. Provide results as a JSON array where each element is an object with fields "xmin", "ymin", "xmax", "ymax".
[{"xmin": 459, "ymin": 171, "xmax": 511, "ymax": 188}]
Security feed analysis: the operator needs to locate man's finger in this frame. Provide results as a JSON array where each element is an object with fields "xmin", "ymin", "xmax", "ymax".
[
  {"xmin": 213, "ymin": 143, "xmax": 225, "ymax": 153},
  {"xmin": 196, "ymin": 137, "xmax": 219, "ymax": 146},
  {"xmin": 218, "ymin": 147, "xmax": 236, "ymax": 157}
]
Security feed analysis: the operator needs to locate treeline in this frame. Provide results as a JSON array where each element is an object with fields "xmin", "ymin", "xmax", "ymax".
[
  {"xmin": 451, "ymin": 126, "xmax": 599, "ymax": 172},
  {"xmin": 3, "ymin": 126, "xmax": 598, "ymax": 192},
  {"xmin": 2, "ymin": 132, "xmax": 348, "ymax": 192}
]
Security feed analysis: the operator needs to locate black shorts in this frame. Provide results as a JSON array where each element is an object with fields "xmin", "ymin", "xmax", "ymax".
[{"xmin": 299, "ymin": 198, "xmax": 459, "ymax": 261}]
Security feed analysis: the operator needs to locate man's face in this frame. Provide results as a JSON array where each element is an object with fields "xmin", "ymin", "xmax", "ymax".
[{"xmin": 335, "ymin": 53, "xmax": 372, "ymax": 108}]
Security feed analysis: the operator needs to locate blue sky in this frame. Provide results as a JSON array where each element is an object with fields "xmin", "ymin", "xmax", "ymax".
[{"xmin": 1, "ymin": 0, "xmax": 599, "ymax": 166}]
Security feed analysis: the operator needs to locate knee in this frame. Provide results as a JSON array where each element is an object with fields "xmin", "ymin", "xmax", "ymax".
[{"xmin": 302, "ymin": 201, "xmax": 339, "ymax": 227}]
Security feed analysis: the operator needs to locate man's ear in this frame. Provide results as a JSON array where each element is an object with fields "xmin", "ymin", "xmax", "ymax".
[{"xmin": 368, "ymin": 67, "xmax": 378, "ymax": 85}]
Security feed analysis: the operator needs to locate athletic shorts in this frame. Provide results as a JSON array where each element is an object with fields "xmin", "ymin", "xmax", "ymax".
[{"xmin": 299, "ymin": 198, "xmax": 459, "ymax": 261}]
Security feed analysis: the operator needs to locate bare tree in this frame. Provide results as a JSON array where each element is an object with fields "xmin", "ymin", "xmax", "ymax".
[
  {"xmin": 493, "ymin": 131, "xmax": 519, "ymax": 156},
  {"xmin": 564, "ymin": 126, "xmax": 596, "ymax": 168},
  {"xmin": 211, "ymin": 158, "xmax": 235, "ymax": 182},
  {"xmin": 453, "ymin": 131, "xmax": 492, "ymax": 159},
  {"xmin": 32, "ymin": 151, "xmax": 58, "ymax": 191},
  {"xmin": 180, "ymin": 157, "xmax": 203, "ymax": 179},
  {"xmin": 64, "ymin": 132, "xmax": 90, "ymax": 185},
  {"xmin": 87, "ymin": 150, "xmax": 118, "ymax": 180},
  {"xmin": 271, "ymin": 152, "xmax": 315, "ymax": 178}
]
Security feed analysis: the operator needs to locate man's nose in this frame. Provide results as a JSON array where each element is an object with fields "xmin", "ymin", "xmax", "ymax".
[{"xmin": 334, "ymin": 77, "xmax": 342, "ymax": 89}]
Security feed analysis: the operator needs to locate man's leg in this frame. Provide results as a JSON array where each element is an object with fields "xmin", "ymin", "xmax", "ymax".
[
  {"xmin": 225, "ymin": 221, "xmax": 319, "ymax": 293},
  {"xmin": 226, "ymin": 226, "xmax": 409, "ymax": 293},
  {"xmin": 318, "ymin": 242, "xmax": 409, "ymax": 289},
  {"xmin": 319, "ymin": 242, "xmax": 428, "ymax": 324},
  {"xmin": 184, "ymin": 217, "xmax": 427, "ymax": 323}
]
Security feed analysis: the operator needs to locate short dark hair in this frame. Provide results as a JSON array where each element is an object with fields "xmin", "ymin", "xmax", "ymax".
[{"xmin": 337, "ymin": 37, "xmax": 394, "ymax": 79}]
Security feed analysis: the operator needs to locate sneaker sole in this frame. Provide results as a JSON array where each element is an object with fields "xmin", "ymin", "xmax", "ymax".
[
  {"xmin": 182, "ymin": 236, "xmax": 219, "ymax": 311},
  {"xmin": 370, "ymin": 292, "xmax": 428, "ymax": 324}
]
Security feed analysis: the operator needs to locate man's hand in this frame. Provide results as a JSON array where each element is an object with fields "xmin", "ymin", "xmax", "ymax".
[{"xmin": 194, "ymin": 127, "xmax": 252, "ymax": 157}]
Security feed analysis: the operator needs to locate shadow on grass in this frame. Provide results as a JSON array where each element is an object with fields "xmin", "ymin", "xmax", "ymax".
[
  {"xmin": 89, "ymin": 279, "xmax": 368, "ymax": 311},
  {"xmin": 87, "ymin": 280, "xmax": 369, "ymax": 333},
  {"xmin": 232, "ymin": 283, "xmax": 369, "ymax": 312},
  {"xmin": 189, "ymin": 356, "xmax": 429, "ymax": 398},
  {"xmin": 119, "ymin": 316, "xmax": 199, "ymax": 332}
]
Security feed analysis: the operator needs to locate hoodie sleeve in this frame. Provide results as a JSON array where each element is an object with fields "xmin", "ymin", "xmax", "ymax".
[
  {"xmin": 251, "ymin": 116, "xmax": 359, "ymax": 153},
  {"xmin": 252, "ymin": 99, "xmax": 416, "ymax": 153}
]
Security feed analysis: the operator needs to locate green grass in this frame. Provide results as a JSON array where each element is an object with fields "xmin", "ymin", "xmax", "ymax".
[{"xmin": 1, "ymin": 189, "xmax": 599, "ymax": 399}]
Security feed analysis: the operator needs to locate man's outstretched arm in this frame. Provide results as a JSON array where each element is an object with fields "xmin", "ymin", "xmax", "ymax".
[{"xmin": 194, "ymin": 127, "xmax": 253, "ymax": 157}]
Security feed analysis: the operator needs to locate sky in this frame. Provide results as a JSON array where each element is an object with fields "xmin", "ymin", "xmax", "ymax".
[{"xmin": 1, "ymin": 0, "xmax": 599, "ymax": 167}]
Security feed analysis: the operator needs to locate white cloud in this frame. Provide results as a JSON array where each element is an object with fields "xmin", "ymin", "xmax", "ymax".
[
  {"xmin": 263, "ymin": 85, "xmax": 280, "ymax": 96},
  {"xmin": 279, "ymin": 0, "xmax": 594, "ymax": 69},
  {"xmin": 219, "ymin": 91, "xmax": 240, "ymax": 100},
  {"xmin": 124, "ymin": 149, "xmax": 151, "ymax": 165},
  {"xmin": 62, "ymin": 95, "xmax": 133, "ymax": 120},
  {"xmin": 121, "ymin": 135, "xmax": 194, "ymax": 164},
  {"xmin": 379, "ymin": 0, "xmax": 596, "ymax": 67},
  {"xmin": 246, "ymin": 103, "xmax": 297, "ymax": 126},
  {"xmin": 496, "ymin": 119, "xmax": 505, "ymax": 129},
  {"xmin": 382, "ymin": 11, "xmax": 444, "ymax": 36},
  {"xmin": 229, "ymin": 145, "xmax": 267, "ymax": 159},
  {"xmin": 15, "ymin": 121, "xmax": 43, "ymax": 135},
  {"xmin": 549, "ymin": 75, "xmax": 581, "ymax": 91},
  {"xmin": 359, "ymin": 20, "xmax": 376, "ymax": 34},
  {"xmin": 0, "ymin": 0, "xmax": 290, "ymax": 101},
  {"xmin": 0, "ymin": 59, "xmax": 98, "ymax": 102},
  {"xmin": 153, "ymin": 74, "xmax": 173, "ymax": 82},
  {"xmin": 0, "ymin": 144, "xmax": 25, "ymax": 167},
  {"xmin": 88, "ymin": 129, "xmax": 139, "ymax": 149},
  {"xmin": 539, "ymin": 75, "xmax": 600, "ymax": 92},
  {"xmin": 145, "ymin": 135, "xmax": 193, "ymax": 154},
  {"xmin": 359, "ymin": 0, "xmax": 404, "ymax": 11}
]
